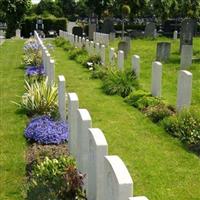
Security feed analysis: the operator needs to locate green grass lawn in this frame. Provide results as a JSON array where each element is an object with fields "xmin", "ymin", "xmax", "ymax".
[
  {"xmin": 109, "ymin": 37, "xmax": 200, "ymax": 112},
  {"xmin": 49, "ymin": 42, "xmax": 200, "ymax": 200},
  {"xmin": 0, "ymin": 40, "xmax": 27, "ymax": 200}
]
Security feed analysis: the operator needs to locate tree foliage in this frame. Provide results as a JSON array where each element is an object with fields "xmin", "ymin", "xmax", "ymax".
[
  {"xmin": 0, "ymin": 0, "xmax": 31, "ymax": 38},
  {"xmin": 35, "ymin": 0, "xmax": 63, "ymax": 17}
]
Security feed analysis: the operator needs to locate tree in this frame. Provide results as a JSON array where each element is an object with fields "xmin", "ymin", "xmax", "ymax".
[
  {"xmin": 57, "ymin": 0, "xmax": 76, "ymax": 19},
  {"xmin": 180, "ymin": 0, "xmax": 200, "ymax": 18},
  {"xmin": 0, "ymin": 0, "xmax": 31, "ymax": 38},
  {"xmin": 149, "ymin": 0, "xmax": 179, "ymax": 20},
  {"xmin": 36, "ymin": 0, "xmax": 63, "ymax": 17},
  {"xmin": 83, "ymin": 0, "xmax": 111, "ymax": 18}
]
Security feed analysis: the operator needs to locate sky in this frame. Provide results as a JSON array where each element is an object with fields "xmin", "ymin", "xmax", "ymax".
[{"xmin": 32, "ymin": 0, "xmax": 41, "ymax": 4}]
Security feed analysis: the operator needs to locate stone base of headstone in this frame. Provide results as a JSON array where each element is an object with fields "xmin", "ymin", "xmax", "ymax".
[
  {"xmin": 180, "ymin": 45, "xmax": 193, "ymax": 69},
  {"xmin": 156, "ymin": 42, "xmax": 171, "ymax": 62}
]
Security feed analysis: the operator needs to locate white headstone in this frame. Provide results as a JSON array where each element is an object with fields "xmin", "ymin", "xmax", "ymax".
[
  {"xmin": 95, "ymin": 43, "xmax": 100, "ymax": 55},
  {"xmin": 132, "ymin": 55, "xmax": 140, "ymax": 78},
  {"xmin": 16, "ymin": 29, "xmax": 21, "ymax": 38},
  {"xmin": 75, "ymin": 35, "xmax": 78, "ymax": 47},
  {"xmin": 45, "ymin": 52, "xmax": 50, "ymax": 76},
  {"xmin": 86, "ymin": 39, "xmax": 90, "ymax": 53},
  {"xmin": 173, "ymin": 30, "xmax": 178, "ymax": 40},
  {"xmin": 88, "ymin": 128, "xmax": 108, "ymax": 200},
  {"xmin": 58, "ymin": 75, "xmax": 66, "ymax": 121},
  {"xmin": 129, "ymin": 197, "xmax": 149, "ymax": 200},
  {"xmin": 47, "ymin": 59, "xmax": 55, "ymax": 87},
  {"xmin": 77, "ymin": 109, "xmax": 92, "ymax": 193},
  {"xmin": 118, "ymin": 50, "xmax": 124, "ymax": 70},
  {"xmin": 151, "ymin": 61, "xmax": 162, "ymax": 97},
  {"xmin": 180, "ymin": 45, "xmax": 193, "ymax": 69},
  {"xmin": 104, "ymin": 156, "xmax": 133, "ymax": 200},
  {"xmin": 90, "ymin": 41, "xmax": 94, "ymax": 56},
  {"xmin": 101, "ymin": 45, "xmax": 106, "ymax": 66},
  {"xmin": 109, "ymin": 48, "xmax": 115, "ymax": 65},
  {"xmin": 68, "ymin": 93, "xmax": 79, "ymax": 158},
  {"xmin": 176, "ymin": 70, "xmax": 192, "ymax": 111}
]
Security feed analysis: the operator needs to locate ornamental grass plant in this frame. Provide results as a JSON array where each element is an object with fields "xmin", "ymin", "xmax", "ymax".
[{"xmin": 15, "ymin": 78, "xmax": 58, "ymax": 117}]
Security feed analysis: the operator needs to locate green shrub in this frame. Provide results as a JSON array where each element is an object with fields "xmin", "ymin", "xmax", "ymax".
[
  {"xmin": 21, "ymin": 16, "xmax": 67, "ymax": 38},
  {"xmin": 162, "ymin": 116, "xmax": 180, "ymax": 137},
  {"xmin": 68, "ymin": 48, "xmax": 87, "ymax": 60},
  {"xmin": 27, "ymin": 156, "xmax": 85, "ymax": 199},
  {"xmin": 84, "ymin": 55, "xmax": 101, "ymax": 67},
  {"xmin": 125, "ymin": 90, "xmax": 161, "ymax": 110},
  {"xmin": 54, "ymin": 37, "xmax": 73, "ymax": 52},
  {"xmin": 54, "ymin": 36, "xmax": 67, "ymax": 47},
  {"xmin": 14, "ymin": 79, "xmax": 58, "ymax": 117},
  {"xmin": 163, "ymin": 109, "xmax": 200, "ymax": 153},
  {"xmin": 144, "ymin": 103, "xmax": 175, "ymax": 123},
  {"xmin": 91, "ymin": 65, "xmax": 110, "ymax": 80},
  {"xmin": 102, "ymin": 69, "xmax": 139, "ymax": 98}
]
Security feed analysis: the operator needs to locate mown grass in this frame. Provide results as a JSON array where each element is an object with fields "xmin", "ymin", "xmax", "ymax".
[
  {"xmin": 0, "ymin": 40, "xmax": 27, "ymax": 200},
  {"xmin": 49, "ymin": 42, "xmax": 200, "ymax": 200},
  {"xmin": 108, "ymin": 37, "xmax": 200, "ymax": 112}
]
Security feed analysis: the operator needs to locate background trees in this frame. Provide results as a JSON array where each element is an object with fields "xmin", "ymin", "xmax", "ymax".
[{"xmin": 0, "ymin": 0, "xmax": 31, "ymax": 38}]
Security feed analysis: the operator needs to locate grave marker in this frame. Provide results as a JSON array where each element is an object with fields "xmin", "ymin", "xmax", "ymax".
[
  {"xmin": 104, "ymin": 156, "xmax": 133, "ymax": 200},
  {"xmin": 88, "ymin": 128, "xmax": 108, "ymax": 200},
  {"xmin": 156, "ymin": 42, "xmax": 171, "ymax": 62},
  {"xmin": 176, "ymin": 70, "xmax": 192, "ymax": 111},
  {"xmin": 68, "ymin": 93, "xmax": 79, "ymax": 158},
  {"xmin": 151, "ymin": 61, "xmax": 162, "ymax": 97},
  {"xmin": 132, "ymin": 55, "xmax": 140, "ymax": 78},
  {"xmin": 58, "ymin": 75, "xmax": 66, "ymax": 121},
  {"xmin": 118, "ymin": 50, "xmax": 124, "ymax": 70}
]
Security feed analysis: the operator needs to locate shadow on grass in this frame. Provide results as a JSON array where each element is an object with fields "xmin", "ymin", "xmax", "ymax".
[
  {"xmin": 15, "ymin": 108, "xmax": 27, "ymax": 117},
  {"xmin": 16, "ymin": 64, "xmax": 25, "ymax": 71},
  {"xmin": 192, "ymin": 58, "xmax": 200, "ymax": 63}
]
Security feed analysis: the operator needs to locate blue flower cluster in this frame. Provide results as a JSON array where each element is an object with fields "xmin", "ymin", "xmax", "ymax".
[
  {"xmin": 26, "ymin": 65, "xmax": 45, "ymax": 76},
  {"xmin": 25, "ymin": 116, "xmax": 69, "ymax": 144},
  {"xmin": 24, "ymin": 42, "xmax": 40, "ymax": 53}
]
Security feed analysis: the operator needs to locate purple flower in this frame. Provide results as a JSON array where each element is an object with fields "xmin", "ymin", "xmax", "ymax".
[
  {"xmin": 26, "ymin": 65, "xmax": 45, "ymax": 76},
  {"xmin": 25, "ymin": 116, "xmax": 69, "ymax": 144}
]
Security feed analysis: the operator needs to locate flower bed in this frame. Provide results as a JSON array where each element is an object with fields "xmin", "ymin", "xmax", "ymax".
[{"xmin": 25, "ymin": 115, "xmax": 69, "ymax": 144}]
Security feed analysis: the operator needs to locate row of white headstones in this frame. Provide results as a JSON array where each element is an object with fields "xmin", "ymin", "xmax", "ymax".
[
  {"xmin": 59, "ymin": 30, "xmax": 193, "ymax": 112},
  {"xmin": 34, "ymin": 30, "xmax": 148, "ymax": 200}
]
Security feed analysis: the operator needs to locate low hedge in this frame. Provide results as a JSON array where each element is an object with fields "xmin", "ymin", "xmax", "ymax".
[{"xmin": 21, "ymin": 16, "xmax": 67, "ymax": 38}]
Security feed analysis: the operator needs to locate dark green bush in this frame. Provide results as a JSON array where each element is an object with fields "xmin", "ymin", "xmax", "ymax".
[
  {"xmin": 144, "ymin": 103, "xmax": 175, "ymax": 123},
  {"xmin": 125, "ymin": 90, "xmax": 161, "ymax": 110},
  {"xmin": 27, "ymin": 156, "xmax": 85, "ymax": 200},
  {"xmin": 21, "ymin": 16, "xmax": 67, "ymax": 38},
  {"xmin": 102, "ymin": 69, "xmax": 139, "ymax": 98}
]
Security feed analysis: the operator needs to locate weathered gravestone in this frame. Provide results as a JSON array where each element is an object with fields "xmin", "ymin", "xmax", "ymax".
[
  {"xmin": 16, "ymin": 29, "xmax": 21, "ymax": 38},
  {"xmin": 144, "ymin": 22, "xmax": 156, "ymax": 37},
  {"xmin": 156, "ymin": 42, "xmax": 171, "ymax": 62},
  {"xmin": 180, "ymin": 18, "xmax": 196, "ymax": 52},
  {"xmin": 118, "ymin": 37, "xmax": 131, "ymax": 58},
  {"xmin": 102, "ymin": 17, "xmax": 114, "ymax": 34},
  {"xmin": 72, "ymin": 26, "xmax": 83, "ymax": 37}
]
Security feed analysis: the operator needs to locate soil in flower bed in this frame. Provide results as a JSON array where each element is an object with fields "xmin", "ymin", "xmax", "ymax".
[{"xmin": 26, "ymin": 143, "xmax": 69, "ymax": 177}]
